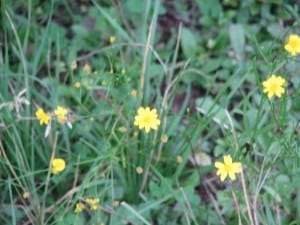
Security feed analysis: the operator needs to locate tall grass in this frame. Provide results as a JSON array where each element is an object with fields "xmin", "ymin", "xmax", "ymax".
[{"xmin": 1, "ymin": 1, "xmax": 300, "ymax": 225}]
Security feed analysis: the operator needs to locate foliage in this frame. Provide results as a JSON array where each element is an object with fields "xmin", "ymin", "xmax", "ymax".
[{"xmin": 0, "ymin": 0, "xmax": 300, "ymax": 224}]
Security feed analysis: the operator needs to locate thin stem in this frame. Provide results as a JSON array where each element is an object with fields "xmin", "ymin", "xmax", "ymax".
[
  {"xmin": 5, "ymin": 10, "xmax": 30, "ymax": 101},
  {"xmin": 225, "ymin": 109, "xmax": 239, "ymax": 152},
  {"xmin": 231, "ymin": 188, "xmax": 242, "ymax": 225},
  {"xmin": 139, "ymin": 21, "xmax": 153, "ymax": 104},
  {"xmin": 41, "ymin": 132, "xmax": 58, "ymax": 224},
  {"xmin": 241, "ymin": 167, "xmax": 255, "ymax": 225}
]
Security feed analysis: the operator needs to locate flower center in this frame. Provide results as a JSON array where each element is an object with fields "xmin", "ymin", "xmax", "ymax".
[
  {"xmin": 269, "ymin": 82, "xmax": 279, "ymax": 92},
  {"xmin": 143, "ymin": 115, "xmax": 151, "ymax": 124},
  {"xmin": 223, "ymin": 164, "xmax": 231, "ymax": 172},
  {"xmin": 290, "ymin": 39, "xmax": 299, "ymax": 49}
]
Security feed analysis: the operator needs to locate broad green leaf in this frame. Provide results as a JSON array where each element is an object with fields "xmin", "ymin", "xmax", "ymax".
[
  {"xmin": 229, "ymin": 24, "xmax": 245, "ymax": 56},
  {"xmin": 190, "ymin": 151, "xmax": 212, "ymax": 166},
  {"xmin": 196, "ymin": 97, "xmax": 229, "ymax": 129},
  {"xmin": 263, "ymin": 186, "xmax": 282, "ymax": 203},
  {"xmin": 124, "ymin": 0, "xmax": 144, "ymax": 13},
  {"xmin": 181, "ymin": 28, "xmax": 198, "ymax": 58}
]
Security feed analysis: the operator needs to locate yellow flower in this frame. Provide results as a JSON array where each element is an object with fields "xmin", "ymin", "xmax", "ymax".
[
  {"xmin": 71, "ymin": 60, "xmax": 77, "ymax": 70},
  {"xmin": 161, "ymin": 134, "xmax": 168, "ymax": 143},
  {"xmin": 74, "ymin": 202, "xmax": 85, "ymax": 213},
  {"xmin": 136, "ymin": 166, "xmax": 143, "ymax": 174},
  {"xmin": 86, "ymin": 197, "xmax": 100, "ymax": 210},
  {"xmin": 131, "ymin": 89, "xmax": 137, "ymax": 97},
  {"xmin": 134, "ymin": 107, "xmax": 161, "ymax": 133},
  {"xmin": 23, "ymin": 191, "xmax": 30, "ymax": 199},
  {"xmin": 35, "ymin": 108, "xmax": 51, "ymax": 125},
  {"xmin": 54, "ymin": 106, "xmax": 68, "ymax": 121},
  {"xmin": 262, "ymin": 75, "xmax": 286, "ymax": 99},
  {"xmin": 51, "ymin": 158, "xmax": 66, "ymax": 174},
  {"xmin": 83, "ymin": 63, "xmax": 91, "ymax": 73},
  {"xmin": 113, "ymin": 200, "xmax": 120, "ymax": 208},
  {"xmin": 110, "ymin": 36, "xmax": 116, "ymax": 43},
  {"xmin": 214, "ymin": 155, "xmax": 242, "ymax": 181},
  {"xmin": 118, "ymin": 126, "xmax": 127, "ymax": 133},
  {"xmin": 284, "ymin": 34, "xmax": 300, "ymax": 56},
  {"xmin": 177, "ymin": 155, "xmax": 183, "ymax": 164},
  {"xmin": 74, "ymin": 82, "xmax": 81, "ymax": 88}
]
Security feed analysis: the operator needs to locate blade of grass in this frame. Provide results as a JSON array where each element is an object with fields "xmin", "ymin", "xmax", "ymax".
[
  {"xmin": 92, "ymin": 0, "xmax": 133, "ymax": 43},
  {"xmin": 151, "ymin": 166, "xmax": 200, "ymax": 225},
  {"xmin": 1, "ymin": 0, "xmax": 9, "ymax": 98},
  {"xmin": 8, "ymin": 179, "xmax": 16, "ymax": 225},
  {"xmin": 140, "ymin": 0, "xmax": 161, "ymax": 105},
  {"xmin": 139, "ymin": 21, "xmax": 153, "ymax": 105},
  {"xmin": 121, "ymin": 201, "xmax": 152, "ymax": 225},
  {"xmin": 32, "ymin": 0, "xmax": 54, "ymax": 76},
  {"xmin": 5, "ymin": 10, "xmax": 30, "ymax": 101},
  {"xmin": 22, "ymin": 0, "xmax": 32, "ymax": 54},
  {"xmin": 41, "ymin": 132, "xmax": 58, "ymax": 224}
]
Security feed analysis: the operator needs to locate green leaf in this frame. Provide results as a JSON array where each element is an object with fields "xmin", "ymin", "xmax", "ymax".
[
  {"xmin": 229, "ymin": 24, "xmax": 245, "ymax": 56},
  {"xmin": 191, "ymin": 151, "xmax": 212, "ymax": 166},
  {"xmin": 56, "ymin": 213, "xmax": 86, "ymax": 225},
  {"xmin": 196, "ymin": 96, "xmax": 229, "ymax": 129},
  {"xmin": 181, "ymin": 186, "xmax": 201, "ymax": 206},
  {"xmin": 263, "ymin": 185, "xmax": 282, "ymax": 203},
  {"xmin": 72, "ymin": 24, "xmax": 89, "ymax": 37},
  {"xmin": 124, "ymin": 0, "xmax": 144, "ymax": 13},
  {"xmin": 181, "ymin": 28, "xmax": 198, "ymax": 58},
  {"xmin": 267, "ymin": 23, "xmax": 286, "ymax": 39},
  {"xmin": 182, "ymin": 170, "xmax": 200, "ymax": 187}
]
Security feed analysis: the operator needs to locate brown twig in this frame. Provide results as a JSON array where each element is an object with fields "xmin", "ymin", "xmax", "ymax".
[
  {"xmin": 231, "ymin": 188, "xmax": 242, "ymax": 225},
  {"xmin": 204, "ymin": 181, "xmax": 227, "ymax": 225}
]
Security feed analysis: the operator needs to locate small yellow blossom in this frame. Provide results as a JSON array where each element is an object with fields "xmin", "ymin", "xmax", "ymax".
[
  {"xmin": 131, "ymin": 89, "xmax": 137, "ymax": 97},
  {"xmin": 110, "ymin": 36, "xmax": 116, "ymax": 43},
  {"xmin": 74, "ymin": 82, "xmax": 81, "ymax": 88},
  {"xmin": 100, "ymin": 172, "xmax": 106, "ymax": 177},
  {"xmin": 71, "ymin": 61, "xmax": 77, "ymax": 70},
  {"xmin": 134, "ymin": 107, "xmax": 160, "ymax": 133},
  {"xmin": 136, "ymin": 166, "xmax": 143, "ymax": 174},
  {"xmin": 262, "ymin": 75, "xmax": 286, "ymax": 99},
  {"xmin": 118, "ymin": 126, "xmax": 127, "ymax": 133},
  {"xmin": 161, "ymin": 134, "xmax": 168, "ymax": 143},
  {"xmin": 121, "ymin": 69, "xmax": 126, "ymax": 75},
  {"xmin": 51, "ymin": 158, "xmax": 66, "ymax": 174},
  {"xmin": 35, "ymin": 108, "xmax": 51, "ymax": 125},
  {"xmin": 284, "ymin": 34, "xmax": 300, "ymax": 56},
  {"xmin": 113, "ymin": 200, "xmax": 120, "ymax": 208},
  {"xmin": 74, "ymin": 202, "xmax": 85, "ymax": 213},
  {"xmin": 177, "ymin": 155, "xmax": 183, "ymax": 164},
  {"xmin": 54, "ymin": 106, "xmax": 68, "ymax": 121},
  {"xmin": 214, "ymin": 155, "xmax": 242, "ymax": 181},
  {"xmin": 83, "ymin": 63, "xmax": 91, "ymax": 73},
  {"xmin": 86, "ymin": 197, "xmax": 99, "ymax": 205},
  {"xmin": 86, "ymin": 197, "xmax": 100, "ymax": 210},
  {"xmin": 23, "ymin": 191, "xmax": 30, "ymax": 199}
]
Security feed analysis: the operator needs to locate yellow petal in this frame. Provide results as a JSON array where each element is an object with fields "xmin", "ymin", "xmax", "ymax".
[
  {"xmin": 214, "ymin": 162, "xmax": 224, "ymax": 169},
  {"xmin": 223, "ymin": 155, "xmax": 232, "ymax": 164},
  {"xmin": 220, "ymin": 173, "xmax": 227, "ymax": 181},
  {"xmin": 233, "ymin": 162, "xmax": 242, "ymax": 173},
  {"xmin": 228, "ymin": 172, "xmax": 236, "ymax": 180}
]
